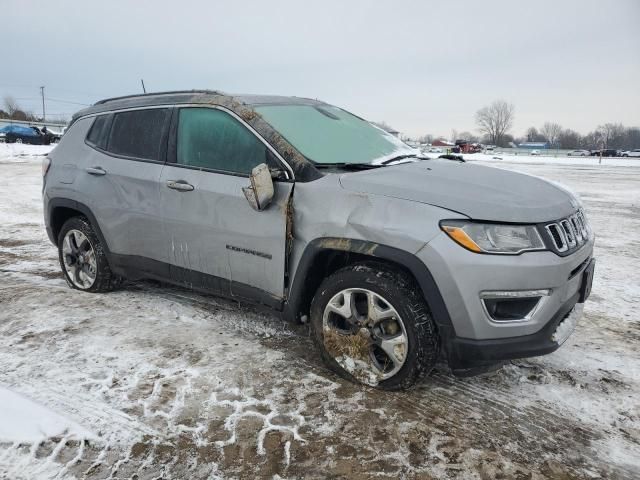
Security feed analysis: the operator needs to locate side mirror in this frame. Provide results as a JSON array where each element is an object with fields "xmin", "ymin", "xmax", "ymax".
[{"xmin": 242, "ymin": 163, "xmax": 274, "ymax": 211}]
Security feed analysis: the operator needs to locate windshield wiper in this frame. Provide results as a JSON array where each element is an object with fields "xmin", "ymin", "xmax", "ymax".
[
  {"xmin": 314, "ymin": 163, "xmax": 382, "ymax": 170},
  {"xmin": 380, "ymin": 154, "xmax": 419, "ymax": 165}
]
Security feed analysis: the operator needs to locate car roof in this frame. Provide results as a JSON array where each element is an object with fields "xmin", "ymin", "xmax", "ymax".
[{"xmin": 73, "ymin": 90, "xmax": 328, "ymax": 120}]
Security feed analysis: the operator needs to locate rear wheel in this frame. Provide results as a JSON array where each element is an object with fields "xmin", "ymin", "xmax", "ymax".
[
  {"xmin": 15, "ymin": 138, "xmax": 22, "ymax": 144},
  {"xmin": 58, "ymin": 216, "xmax": 119, "ymax": 292},
  {"xmin": 310, "ymin": 262, "xmax": 439, "ymax": 390}
]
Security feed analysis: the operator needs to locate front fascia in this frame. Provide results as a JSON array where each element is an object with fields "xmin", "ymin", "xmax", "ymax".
[{"xmin": 417, "ymin": 232, "xmax": 594, "ymax": 340}]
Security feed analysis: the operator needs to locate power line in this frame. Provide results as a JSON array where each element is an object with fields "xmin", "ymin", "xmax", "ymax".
[
  {"xmin": 45, "ymin": 97, "xmax": 91, "ymax": 106},
  {"xmin": 5, "ymin": 96, "xmax": 90, "ymax": 107}
]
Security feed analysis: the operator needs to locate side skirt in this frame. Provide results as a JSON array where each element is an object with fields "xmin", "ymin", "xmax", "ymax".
[{"xmin": 109, "ymin": 253, "xmax": 284, "ymax": 311}]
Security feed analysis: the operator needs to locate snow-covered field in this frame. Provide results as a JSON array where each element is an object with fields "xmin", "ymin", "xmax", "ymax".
[{"xmin": 0, "ymin": 144, "xmax": 639, "ymax": 479}]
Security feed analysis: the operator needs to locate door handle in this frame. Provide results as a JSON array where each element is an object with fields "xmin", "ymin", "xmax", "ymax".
[
  {"xmin": 166, "ymin": 180, "xmax": 194, "ymax": 192},
  {"xmin": 86, "ymin": 166, "xmax": 106, "ymax": 176}
]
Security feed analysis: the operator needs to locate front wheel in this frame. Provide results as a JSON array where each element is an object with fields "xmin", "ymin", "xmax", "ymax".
[{"xmin": 310, "ymin": 262, "xmax": 439, "ymax": 390}]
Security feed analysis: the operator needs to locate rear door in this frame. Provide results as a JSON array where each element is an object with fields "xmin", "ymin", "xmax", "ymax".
[
  {"xmin": 159, "ymin": 106, "xmax": 293, "ymax": 303},
  {"xmin": 81, "ymin": 107, "xmax": 171, "ymax": 267}
]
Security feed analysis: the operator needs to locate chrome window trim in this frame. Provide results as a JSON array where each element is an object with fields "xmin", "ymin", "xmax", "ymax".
[{"xmin": 76, "ymin": 103, "xmax": 296, "ymax": 181}]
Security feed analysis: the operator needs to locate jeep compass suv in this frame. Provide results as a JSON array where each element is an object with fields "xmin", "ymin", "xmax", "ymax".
[{"xmin": 43, "ymin": 90, "xmax": 595, "ymax": 390}]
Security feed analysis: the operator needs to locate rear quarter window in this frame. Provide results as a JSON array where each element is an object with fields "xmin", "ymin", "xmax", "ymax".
[
  {"xmin": 107, "ymin": 108, "xmax": 169, "ymax": 161},
  {"xmin": 86, "ymin": 115, "xmax": 111, "ymax": 149}
]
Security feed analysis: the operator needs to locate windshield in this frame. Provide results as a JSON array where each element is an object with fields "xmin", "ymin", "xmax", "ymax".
[{"xmin": 254, "ymin": 104, "xmax": 416, "ymax": 165}]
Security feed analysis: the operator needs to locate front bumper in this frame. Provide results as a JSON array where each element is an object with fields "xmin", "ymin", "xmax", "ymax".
[
  {"xmin": 447, "ymin": 293, "xmax": 583, "ymax": 369},
  {"xmin": 417, "ymin": 231, "xmax": 594, "ymax": 368}
]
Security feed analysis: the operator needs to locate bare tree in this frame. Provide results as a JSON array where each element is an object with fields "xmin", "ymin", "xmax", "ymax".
[
  {"xmin": 540, "ymin": 122, "xmax": 563, "ymax": 148},
  {"xmin": 558, "ymin": 128, "xmax": 581, "ymax": 149},
  {"xmin": 597, "ymin": 123, "xmax": 625, "ymax": 148},
  {"xmin": 3, "ymin": 96, "xmax": 19, "ymax": 117},
  {"xmin": 525, "ymin": 127, "xmax": 544, "ymax": 142},
  {"xmin": 475, "ymin": 100, "xmax": 515, "ymax": 146},
  {"xmin": 458, "ymin": 131, "xmax": 479, "ymax": 143}
]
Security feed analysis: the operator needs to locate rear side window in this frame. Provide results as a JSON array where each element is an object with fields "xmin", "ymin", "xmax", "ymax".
[
  {"xmin": 86, "ymin": 115, "xmax": 110, "ymax": 149},
  {"xmin": 108, "ymin": 108, "xmax": 169, "ymax": 161},
  {"xmin": 176, "ymin": 108, "xmax": 268, "ymax": 175}
]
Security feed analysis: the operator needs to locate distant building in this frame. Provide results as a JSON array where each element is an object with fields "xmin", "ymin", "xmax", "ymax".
[
  {"xmin": 518, "ymin": 142, "xmax": 550, "ymax": 149},
  {"xmin": 432, "ymin": 139, "xmax": 454, "ymax": 147}
]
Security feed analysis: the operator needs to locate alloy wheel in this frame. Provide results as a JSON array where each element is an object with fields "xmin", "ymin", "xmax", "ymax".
[
  {"xmin": 322, "ymin": 288, "xmax": 408, "ymax": 385},
  {"xmin": 62, "ymin": 229, "xmax": 97, "ymax": 289}
]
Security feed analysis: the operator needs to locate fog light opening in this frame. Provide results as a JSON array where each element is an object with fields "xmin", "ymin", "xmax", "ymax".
[{"xmin": 480, "ymin": 290, "xmax": 550, "ymax": 323}]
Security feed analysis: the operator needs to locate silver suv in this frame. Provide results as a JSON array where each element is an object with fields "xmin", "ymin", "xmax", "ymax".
[{"xmin": 43, "ymin": 91, "xmax": 595, "ymax": 390}]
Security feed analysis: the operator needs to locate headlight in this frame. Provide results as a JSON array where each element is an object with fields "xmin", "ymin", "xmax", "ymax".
[{"xmin": 440, "ymin": 220, "xmax": 545, "ymax": 254}]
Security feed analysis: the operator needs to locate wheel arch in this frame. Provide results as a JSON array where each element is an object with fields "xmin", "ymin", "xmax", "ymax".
[
  {"xmin": 47, "ymin": 198, "xmax": 110, "ymax": 254},
  {"xmin": 284, "ymin": 237, "xmax": 454, "ymax": 335}
]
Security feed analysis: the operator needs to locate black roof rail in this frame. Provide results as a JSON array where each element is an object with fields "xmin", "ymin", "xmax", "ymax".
[{"xmin": 93, "ymin": 89, "xmax": 222, "ymax": 106}]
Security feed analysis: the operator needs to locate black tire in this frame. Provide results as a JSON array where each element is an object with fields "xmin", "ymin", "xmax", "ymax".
[
  {"xmin": 310, "ymin": 262, "xmax": 439, "ymax": 390},
  {"xmin": 57, "ymin": 216, "xmax": 119, "ymax": 292}
]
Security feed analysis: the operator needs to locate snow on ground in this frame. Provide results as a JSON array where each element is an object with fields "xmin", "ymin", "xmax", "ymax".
[
  {"xmin": 470, "ymin": 151, "xmax": 640, "ymax": 168},
  {"xmin": 0, "ymin": 386, "xmax": 95, "ymax": 443},
  {"xmin": 0, "ymin": 142, "xmax": 52, "ymax": 161},
  {"xmin": 0, "ymin": 144, "xmax": 639, "ymax": 479}
]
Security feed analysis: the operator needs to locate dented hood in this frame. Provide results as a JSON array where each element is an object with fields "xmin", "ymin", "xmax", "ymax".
[{"xmin": 338, "ymin": 160, "xmax": 578, "ymax": 223}]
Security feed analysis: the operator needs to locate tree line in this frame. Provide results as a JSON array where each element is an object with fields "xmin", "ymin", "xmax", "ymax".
[
  {"xmin": 1, "ymin": 96, "xmax": 68, "ymax": 124},
  {"xmin": 414, "ymin": 99, "xmax": 640, "ymax": 150}
]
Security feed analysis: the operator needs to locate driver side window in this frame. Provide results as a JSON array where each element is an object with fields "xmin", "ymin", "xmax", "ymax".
[{"xmin": 176, "ymin": 107, "xmax": 268, "ymax": 175}]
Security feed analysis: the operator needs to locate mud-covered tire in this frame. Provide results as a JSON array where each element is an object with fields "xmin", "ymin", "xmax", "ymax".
[
  {"xmin": 57, "ymin": 216, "xmax": 119, "ymax": 293},
  {"xmin": 310, "ymin": 262, "xmax": 439, "ymax": 390}
]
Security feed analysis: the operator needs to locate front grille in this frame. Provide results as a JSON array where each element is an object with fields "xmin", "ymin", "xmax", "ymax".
[{"xmin": 543, "ymin": 210, "xmax": 591, "ymax": 255}]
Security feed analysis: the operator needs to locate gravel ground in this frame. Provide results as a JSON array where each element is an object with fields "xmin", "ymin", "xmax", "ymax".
[{"xmin": 0, "ymin": 145, "xmax": 639, "ymax": 479}]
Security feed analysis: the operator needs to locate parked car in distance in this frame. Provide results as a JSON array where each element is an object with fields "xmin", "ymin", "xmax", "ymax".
[
  {"xmin": 43, "ymin": 90, "xmax": 595, "ymax": 390},
  {"xmin": 590, "ymin": 149, "xmax": 619, "ymax": 157},
  {"xmin": 0, "ymin": 125, "xmax": 52, "ymax": 145},
  {"xmin": 622, "ymin": 149, "xmax": 640, "ymax": 158},
  {"xmin": 530, "ymin": 149, "xmax": 541, "ymax": 156},
  {"xmin": 567, "ymin": 150, "xmax": 590, "ymax": 157},
  {"xmin": 41, "ymin": 127, "xmax": 64, "ymax": 143}
]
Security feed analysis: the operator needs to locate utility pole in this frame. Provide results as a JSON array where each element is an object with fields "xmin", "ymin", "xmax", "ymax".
[
  {"xmin": 40, "ymin": 86, "xmax": 46, "ymax": 122},
  {"xmin": 141, "ymin": 79, "xmax": 146, "ymax": 94}
]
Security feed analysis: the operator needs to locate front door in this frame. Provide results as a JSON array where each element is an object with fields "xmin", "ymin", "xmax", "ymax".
[{"xmin": 159, "ymin": 106, "xmax": 293, "ymax": 303}]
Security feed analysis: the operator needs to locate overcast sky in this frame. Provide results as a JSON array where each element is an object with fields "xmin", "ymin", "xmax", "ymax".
[{"xmin": 2, "ymin": 0, "xmax": 638, "ymax": 137}]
